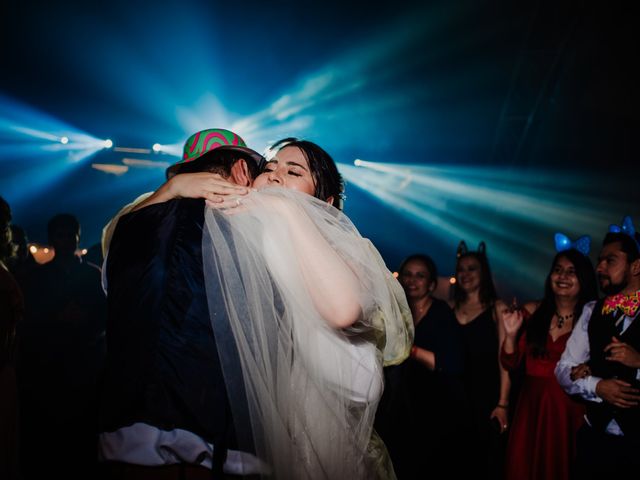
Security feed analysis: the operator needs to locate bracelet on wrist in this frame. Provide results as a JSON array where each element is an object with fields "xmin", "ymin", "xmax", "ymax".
[{"xmin": 496, "ymin": 404, "xmax": 509, "ymax": 410}]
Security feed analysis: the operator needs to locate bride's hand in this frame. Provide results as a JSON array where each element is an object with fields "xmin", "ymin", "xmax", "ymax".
[
  {"xmin": 207, "ymin": 194, "xmax": 251, "ymax": 212},
  {"xmin": 131, "ymin": 173, "xmax": 249, "ymax": 212},
  {"xmin": 207, "ymin": 189, "xmax": 292, "ymax": 214},
  {"xmin": 168, "ymin": 172, "xmax": 249, "ymax": 203}
]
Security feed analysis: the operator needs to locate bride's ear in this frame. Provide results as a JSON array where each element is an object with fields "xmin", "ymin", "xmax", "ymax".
[
  {"xmin": 325, "ymin": 195, "xmax": 335, "ymax": 206},
  {"xmin": 230, "ymin": 159, "xmax": 252, "ymax": 187}
]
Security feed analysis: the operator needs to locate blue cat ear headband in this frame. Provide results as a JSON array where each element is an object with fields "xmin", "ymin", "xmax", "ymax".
[
  {"xmin": 609, "ymin": 215, "xmax": 640, "ymax": 250},
  {"xmin": 554, "ymin": 233, "xmax": 591, "ymax": 256}
]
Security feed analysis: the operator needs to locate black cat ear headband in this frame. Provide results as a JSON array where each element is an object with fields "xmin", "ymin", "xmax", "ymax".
[{"xmin": 456, "ymin": 240, "xmax": 486, "ymax": 258}]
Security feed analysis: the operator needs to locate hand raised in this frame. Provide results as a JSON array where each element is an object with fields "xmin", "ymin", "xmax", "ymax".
[{"xmin": 501, "ymin": 300, "xmax": 523, "ymax": 338}]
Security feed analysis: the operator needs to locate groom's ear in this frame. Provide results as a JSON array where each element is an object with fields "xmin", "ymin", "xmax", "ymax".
[
  {"xmin": 230, "ymin": 159, "xmax": 252, "ymax": 187},
  {"xmin": 630, "ymin": 257, "xmax": 640, "ymax": 277},
  {"xmin": 325, "ymin": 195, "xmax": 335, "ymax": 206}
]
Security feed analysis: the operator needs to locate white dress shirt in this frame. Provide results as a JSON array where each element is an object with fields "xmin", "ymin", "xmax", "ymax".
[
  {"xmin": 555, "ymin": 300, "xmax": 640, "ymax": 435},
  {"xmin": 99, "ymin": 423, "xmax": 269, "ymax": 475}
]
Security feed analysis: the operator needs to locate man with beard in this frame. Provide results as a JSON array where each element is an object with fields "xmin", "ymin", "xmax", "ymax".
[{"xmin": 555, "ymin": 222, "xmax": 640, "ymax": 477}]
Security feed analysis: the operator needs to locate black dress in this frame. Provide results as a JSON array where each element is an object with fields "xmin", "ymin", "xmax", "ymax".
[
  {"xmin": 458, "ymin": 307, "xmax": 506, "ymax": 480},
  {"xmin": 376, "ymin": 298, "xmax": 468, "ymax": 479}
]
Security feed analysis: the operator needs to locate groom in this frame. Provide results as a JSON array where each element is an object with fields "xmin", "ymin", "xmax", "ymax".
[{"xmin": 98, "ymin": 129, "xmax": 265, "ymax": 479}]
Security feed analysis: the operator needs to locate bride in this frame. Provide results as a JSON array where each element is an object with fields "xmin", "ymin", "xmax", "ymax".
[{"xmin": 122, "ymin": 137, "xmax": 413, "ymax": 479}]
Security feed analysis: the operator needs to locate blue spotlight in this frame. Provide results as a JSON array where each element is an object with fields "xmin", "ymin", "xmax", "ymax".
[
  {"xmin": 0, "ymin": 94, "xmax": 116, "ymax": 203},
  {"xmin": 104, "ymin": 139, "xmax": 113, "ymax": 148},
  {"xmin": 152, "ymin": 143, "xmax": 162, "ymax": 152}
]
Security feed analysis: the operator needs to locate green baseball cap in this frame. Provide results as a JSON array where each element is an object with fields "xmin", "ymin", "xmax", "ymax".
[{"xmin": 166, "ymin": 128, "xmax": 264, "ymax": 178}]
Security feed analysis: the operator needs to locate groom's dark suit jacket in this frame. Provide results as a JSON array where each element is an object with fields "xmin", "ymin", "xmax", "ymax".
[{"xmin": 99, "ymin": 198, "xmax": 236, "ymax": 467}]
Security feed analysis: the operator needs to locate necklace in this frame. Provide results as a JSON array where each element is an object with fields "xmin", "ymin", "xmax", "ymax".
[{"xmin": 555, "ymin": 312, "xmax": 574, "ymax": 329}]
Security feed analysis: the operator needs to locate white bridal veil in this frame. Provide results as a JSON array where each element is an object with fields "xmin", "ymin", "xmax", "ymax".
[{"xmin": 202, "ymin": 187, "xmax": 413, "ymax": 479}]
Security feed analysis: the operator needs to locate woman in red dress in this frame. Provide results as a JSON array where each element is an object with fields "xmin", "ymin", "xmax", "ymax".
[{"xmin": 500, "ymin": 243, "xmax": 597, "ymax": 480}]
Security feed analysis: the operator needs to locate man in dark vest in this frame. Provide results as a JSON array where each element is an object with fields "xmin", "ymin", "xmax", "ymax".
[
  {"xmin": 555, "ymin": 217, "xmax": 640, "ymax": 477},
  {"xmin": 98, "ymin": 128, "xmax": 266, "ymax": 479}
]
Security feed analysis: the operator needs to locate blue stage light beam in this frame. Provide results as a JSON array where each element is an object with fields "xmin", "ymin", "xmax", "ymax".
[
  {"xmin": 222, "ymin": 3, "xmax": 457, "ymax": 150},
  {"xmin": 33, "ymin": 1, "xmax": 482, "ymax": 168},
  {"xmin": 351, "ymin": 161, "xmax": 614, "ymax": 230},
  {"xmin": 151, "ymin": 142, "xmax": 181, "ymax": 157},
  {"xmin": 340, "ymin": 160, "xmax": 631, "ymax": 294},
  {"xmin": 0, "ymin": 94, "xmax": 109, "ymax": 202}
]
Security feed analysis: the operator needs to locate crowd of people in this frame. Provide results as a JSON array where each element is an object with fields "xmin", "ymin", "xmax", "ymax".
[{"xmin": 1, "ymin": 128, "xmax": 639, "ymax": 480}]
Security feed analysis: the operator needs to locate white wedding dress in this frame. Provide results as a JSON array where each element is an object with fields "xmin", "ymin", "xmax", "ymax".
[{"xmin": 202, "ymin": 187, "xmax": 413, "ymax": 479}]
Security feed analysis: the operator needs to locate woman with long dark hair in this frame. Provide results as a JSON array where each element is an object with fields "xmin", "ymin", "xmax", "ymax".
[
  {"xmin": 501, "ymin": 243, "xmax": 597, "ymax": 480},
  {"xmin": 450, "ymin": 241, "xmax": 510, "ymax": 479},
  {"xmin": 201, "ymin": 138, "xmax": 413, "ymax": 479}
]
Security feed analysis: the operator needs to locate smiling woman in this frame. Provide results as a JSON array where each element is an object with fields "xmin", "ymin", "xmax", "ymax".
[
  {"xmin": 387, "ymin": 253, "xmax": 467, "ymax": 477},
  {"xmin": 499, "ymin": 245, "xmax": 598, "ymax": 480},
  {"xmin": 450, "ymin": 241, "xmax": 511, "ymax": 477}
]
